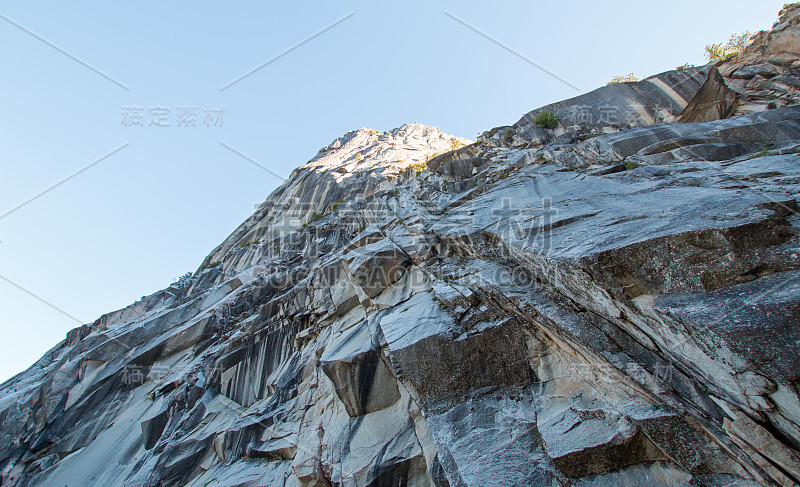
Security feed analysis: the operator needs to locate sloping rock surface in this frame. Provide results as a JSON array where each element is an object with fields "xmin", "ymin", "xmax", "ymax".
[{"xmin": 3, "ymin": 7, "xmax": 800, "ymax": 487}]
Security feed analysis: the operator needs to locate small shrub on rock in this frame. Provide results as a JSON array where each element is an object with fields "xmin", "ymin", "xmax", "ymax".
[
  {"xmin": 608, "ymin": 74, "xmax": 640, "ymax": 85},
  {"xmin": 781, "ymin": 3, "xmax": 800, "ymax": 17},
  {"xmin": 625, "ymin": 160, "xmax": 639, "ymax": 171},
  {"xmin": 705, "ymin": 32, "xmax": 754, "ymax": 62},
  {"xmin": 534, "ymin": 111, "xmax": 559, "ymax": 129}
]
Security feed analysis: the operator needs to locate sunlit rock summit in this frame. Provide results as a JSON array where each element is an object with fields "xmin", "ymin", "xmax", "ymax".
[{"xmin": 3, "ymin": 5, "xmax": 800, "ymax": 487}]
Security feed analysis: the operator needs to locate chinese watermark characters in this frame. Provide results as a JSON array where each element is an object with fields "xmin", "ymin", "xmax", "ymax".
[{"xmin": 121, "ymin": 105, "xmax": 224, "ymax": 128}]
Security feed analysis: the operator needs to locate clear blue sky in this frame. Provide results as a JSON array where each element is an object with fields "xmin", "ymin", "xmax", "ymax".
[{"xmin": 0, "ymin": 0, "xmax": 788, "ymax": 382}]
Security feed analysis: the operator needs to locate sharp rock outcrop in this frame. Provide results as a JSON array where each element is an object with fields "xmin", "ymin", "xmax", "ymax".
[{"xmin": 3, "ymin": 6, "xmax": 800, "ymax": 487}]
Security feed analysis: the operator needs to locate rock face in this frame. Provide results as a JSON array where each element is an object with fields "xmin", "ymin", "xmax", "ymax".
[
  {"xmin": 675, "ymin": 67, "xmax": 739, "ymax": 123},
  {"xmin": 3, "ymin": 7, "xmax": 800, "ymax": 487},
  {"xmin": 481, "ymin": 5, "xmax": 800, "ymax": 152}
]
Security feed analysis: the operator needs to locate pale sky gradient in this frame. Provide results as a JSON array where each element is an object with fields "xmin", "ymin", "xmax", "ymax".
[{"xmin": 0, "ymin": 0, "xmax": 790, "ymax": 382}]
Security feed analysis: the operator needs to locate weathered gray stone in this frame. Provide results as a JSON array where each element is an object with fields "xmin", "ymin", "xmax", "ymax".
[
  {"xmin": 732, "ymin": 63, "xmax": 782, "ymax": 79},
  {"xmin": 320, "ymin": 321, "xmax": 401, "ymax": 417},
  {"xmin": 4, "ymin": 7, "xmax": 800, "ymax": 487},
  {"xmin": 433, "ymin": 157, "xmax": 490, "ymax": 179},
  {"xmin": 676, "ymin": 67, "xmax": 740, "ymax": 123},
  {"xmin": 507, "ymin": 66, "xmax": 711, "ymax": 137}
]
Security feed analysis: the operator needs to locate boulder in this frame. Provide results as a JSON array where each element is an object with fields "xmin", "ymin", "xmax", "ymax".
[{"xmin": 676, "ymin": 67, "xmax": 739, "ymax": 123}]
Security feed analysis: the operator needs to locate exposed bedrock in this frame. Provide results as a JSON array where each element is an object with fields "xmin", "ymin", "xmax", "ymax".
[{"xmin": 3, "ymin": 6, "xmax": 800, "ymax": 487}]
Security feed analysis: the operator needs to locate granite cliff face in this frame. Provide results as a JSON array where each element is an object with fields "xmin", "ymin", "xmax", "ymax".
[{"xmin": 3, "ymin": 6, "xmax": 800, "ymax": 487}]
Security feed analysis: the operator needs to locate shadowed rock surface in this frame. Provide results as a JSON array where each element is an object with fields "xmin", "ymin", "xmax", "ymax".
[{"xmin": 2, "ymin": 6, "xmax": 800, "ymax": 487}]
